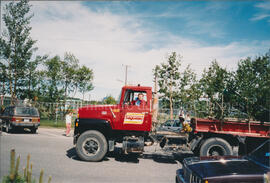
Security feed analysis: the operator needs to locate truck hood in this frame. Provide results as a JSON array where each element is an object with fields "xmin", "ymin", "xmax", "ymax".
[
  {"xmin": 185, "ymin": 156, "xmax": 269, "ymax": 179},
  {"xmin": 79, "ymin": 104, "xmax": 119, "ymax": 119}
]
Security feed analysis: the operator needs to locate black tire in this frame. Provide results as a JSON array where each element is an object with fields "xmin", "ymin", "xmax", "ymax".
[
  {"xmin": 30, "ymin": 127, "xmax": 37, "ymax": 134},
  {"xmin": 76, "ymin": 130, "xmax": 108, "ymax": 162},
  {"xmin": 175, "ymin": 176, "xmax": 179, "ymax": 183},
  {"xmin": 6, "ymin": 123, "xmax": 13, "ymax": 133},
  {"xmin": 238, "ymin": 143, "xmax": 246, "ymax": 156},
  {"xmin": 200, "ymin": 137, "xmax": 233, "ymax": 156}
]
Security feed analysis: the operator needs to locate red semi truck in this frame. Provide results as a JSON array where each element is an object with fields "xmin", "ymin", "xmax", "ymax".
[{"xmin": 73, "ymin": 85, "xmax": 270, "ymax": 161}]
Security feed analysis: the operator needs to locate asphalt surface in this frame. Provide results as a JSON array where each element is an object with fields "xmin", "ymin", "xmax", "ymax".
[{"xmin": 0, "ymin": 127, "xmax": 191, "ymax": 183}]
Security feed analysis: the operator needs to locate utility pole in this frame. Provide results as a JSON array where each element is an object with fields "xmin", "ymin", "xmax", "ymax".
[
  {"xmin": 152, "ymin": 72, "xmax": 159, "ymax": 121},
  {"xmin": 0, "ymin": 0, "xmax": 2, "ymax": 36},
  {"xmin": 0, "ymin": 0, "xmax": 2, "ymax": 142},
  {"xmin": 122, "ymin": 64, "xmax": 130, "ymax": 86},
  {"xmin": 152, "ymin": 66, "xmax": 159, "ymax": 129}
]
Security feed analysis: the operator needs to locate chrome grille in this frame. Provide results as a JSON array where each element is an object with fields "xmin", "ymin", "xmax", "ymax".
[{"xmin": 183, "ymin": 163, "xmax": 203, "ymax": 183}]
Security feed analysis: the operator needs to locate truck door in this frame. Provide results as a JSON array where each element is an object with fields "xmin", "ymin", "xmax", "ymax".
[{"xmin": 121, "ymin": 90, "xmax": 152, "ymax": 131}]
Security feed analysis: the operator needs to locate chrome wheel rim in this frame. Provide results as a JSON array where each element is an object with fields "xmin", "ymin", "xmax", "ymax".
[
  {"xmin": 207, "ymin": 145, "xmax": 226, "ymax": 156},
  {"xmin": 82, "ymin": 137, "xmax": 100, "ymax": 156}
]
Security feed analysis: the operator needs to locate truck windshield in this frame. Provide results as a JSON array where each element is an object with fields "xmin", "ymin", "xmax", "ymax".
[
  {"xmin": 15, "ymin": 107, "xmax": 39, "ymax": 117},
  {"xmin": 247, "ymin": 140, "xmax": 270, "ymax": 169}
]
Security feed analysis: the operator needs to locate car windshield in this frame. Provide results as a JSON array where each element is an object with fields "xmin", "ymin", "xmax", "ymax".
[
  {"xmin": 173, "ymin": 120, "xmax": 181, "ymax": 127},
  {"xmin": 247, "ymin": 140, "xmax": 270, "ymax": 168},
  {"xmin": 15, "ymin": 107, "xmax": 39, "ymax": 117},
  {"xmin": 163, "ymin": 120, "xmax": 173, "ymax": 126}
]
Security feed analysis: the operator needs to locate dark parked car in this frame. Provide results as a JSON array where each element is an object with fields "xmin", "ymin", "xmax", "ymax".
[
  {"xmin": 0, "ymin": 106, "xmax": 40, "ymax": 133},
  {"xmin": 176, "ymin": 140, "xmax": 270, "ymax": 183}
]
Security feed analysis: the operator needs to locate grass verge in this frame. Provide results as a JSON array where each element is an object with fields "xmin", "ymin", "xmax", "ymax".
[{"xmin": 40, "ymin": 119, "xmax": 74, "ymax": 128}]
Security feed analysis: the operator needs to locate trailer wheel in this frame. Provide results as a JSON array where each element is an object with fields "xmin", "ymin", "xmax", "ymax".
[
  {"xmin": 200, "ymin": 138, "xmax": 233, "ymax": 156},
  {"xmin": 76, "ymin": 130, "xmax": 108, "ymax": 162}
]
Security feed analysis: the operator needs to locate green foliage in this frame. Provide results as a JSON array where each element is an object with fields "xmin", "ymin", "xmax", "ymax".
[
  {"xmin": 155, "ymin": 52, "xmax": 181, "ymax": 118},
  {"xmin": 89, "ymin": 100, "xmax": 103, "ymax": 105},
  {"xmin": 0, "ymin": 0, "xmax": 94, "ymax": 106},
  {"xmin": 102, "ymin": 95, "xmax": 117, "ymax": 104},
  {"xmin": 2, "ymin": 149, "xmax": 51, "ymax": 183},
  {"xmin": 40, "ymin": 119, "xmax": 71, "ymax": 128},
  {"xmin": 37, "ymin": 53, "xmax": 94, "ymax": 119},
  {"xmin": 154, "ymin": 51, "xmax": 270, "ymax": 122},
  {"xmin": 155, "ymin": 52, "xmax": 199, "ymax": 118},
  {"xmin": 39, "ymin": 53, "xmax": 94, "ymax": 102},
  {"xmin": 0, "ymin": 62, "xmax": 8, "ymax": 95},
  {"xmin": 62, "ymin": 53, "xmax": 79, "ymax": 101},
  {"xmin": 75, "ymin": 65, "xmax": 94, "ymax": 100},
  {"xmin": 40, "ymin": 55, "xmax": 65, "ymax": 102},
  {"xmin": 199, "ymin": 60, "xmax": 232, "ymax": 119},
  {"xmin": 0, "ymin": 0, "xmax": 37, "ymax": 102},
  {"xmin": 177, "ymin": 65, "xmax": 200, "ymax": 111},
  {"xmin": 18, "ymin": 55, "xmax": 47, "ymax": 100},
  {"xmin": 232, "ymin": 52, "xmax": 270, "ymax": 121}
]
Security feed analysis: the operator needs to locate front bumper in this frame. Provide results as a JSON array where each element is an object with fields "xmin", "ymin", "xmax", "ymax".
[{"xmin": 73, "ymin": 133, "xmax": 79, "ymax": 145}]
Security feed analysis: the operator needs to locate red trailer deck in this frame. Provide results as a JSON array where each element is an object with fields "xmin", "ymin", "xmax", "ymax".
[{"xmin": 193, "ymin": 118, "xmax": 270, "ymax": 138}]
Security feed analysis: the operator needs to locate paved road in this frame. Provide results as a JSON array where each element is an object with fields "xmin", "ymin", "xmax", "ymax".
[{"xmin": 0, "ymin": 127, "xmax": 190, "ymax": 183}]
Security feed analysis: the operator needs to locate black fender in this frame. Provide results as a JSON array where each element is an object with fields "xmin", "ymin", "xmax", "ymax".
[
  {"xmin": 190, "ymin": 136, "xmax": 203, "ymax": 151},
  {"xmin": 74, "ymin": 118, "xmax": 112, "ymax": 144}
]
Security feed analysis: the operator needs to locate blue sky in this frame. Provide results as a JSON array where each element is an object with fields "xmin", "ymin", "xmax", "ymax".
[
  {"xmin": 2, "ymin": 1, "xmax": 270, "ymax": 100},
  {"xmin": 82, "ymin": 1, "xmax": 270, "ymax": 47}
]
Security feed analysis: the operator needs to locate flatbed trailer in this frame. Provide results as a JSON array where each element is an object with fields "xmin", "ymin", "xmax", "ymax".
[
  {"xmin": 193, "ymin": 118, "xmax": 270, "ymax": 138},
  {"xmin": 160, "ymin": 117, "xmax": 270, "ymax": 156}
]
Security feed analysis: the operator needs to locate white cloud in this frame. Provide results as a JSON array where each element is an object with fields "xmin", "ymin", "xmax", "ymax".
[
  {"xmin": 7, "ymin": 1, "xmax": 269, "ymax": 100},
  {"xmin": 251, "ymin": 2, "xmax": 270, "ymax": 22},
  {"xmin": 255, "ymin": 2, "xmax": 270, "ymax": 10},
  {"xmin": 250, "ymin": 14, "xmax": 270, "ymax": 21}
]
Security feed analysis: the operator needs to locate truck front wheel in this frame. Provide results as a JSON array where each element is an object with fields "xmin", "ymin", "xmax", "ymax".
[
  {"xmin": 76, "ymin": 130, "xmax": 108, "ymax": 162},
  {"xmin": 200, "ymin": 137, "xmax": 233, "ymax": 156}
]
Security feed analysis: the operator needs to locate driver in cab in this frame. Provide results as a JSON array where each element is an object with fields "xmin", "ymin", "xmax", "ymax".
[{"xmin": 132, "ymin": 93, "xmax": 146, "ymax": 107}]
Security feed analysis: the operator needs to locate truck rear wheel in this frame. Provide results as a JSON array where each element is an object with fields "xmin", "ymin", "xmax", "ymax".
[
  {"xmin": 200, "ymin": 137, "xmax": 233, "ymax": 156},
  {"xmin": 76, "ymin": 130, "xmax": 108, "ymax": 162}
]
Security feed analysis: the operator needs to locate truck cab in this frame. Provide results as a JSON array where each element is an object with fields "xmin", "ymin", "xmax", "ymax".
[{"xmin": 74, "ymin": 85, "xmax": 152, "ymax": 161}]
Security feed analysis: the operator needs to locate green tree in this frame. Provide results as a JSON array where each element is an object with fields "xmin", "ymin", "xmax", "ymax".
[
  {"xmin": 102, "ymin": 95, "xmax": 117, "ymax": 104},
  {"xmin": 156, "ymin": 52, "xmax": 181, "ymax": 119},
  {"xmin": 62, "ymin": 52, "xmax": 79, "ymax": 103},
  {"xmin": 0, "ymin": 0, "xmax": 37, "ymax": 102},
  {"xmin": 40, "ymin": 56, "xmax": 64, "ymax": 102},
  {"xmin": 39, "ymin": 54, "xmax": 94, "ymax": 103},
  {"xmin": 199, "ymin": 60, "xmax": 231, "ymax": 119},
  {"xmin": 177, "ymin": 65, "xmax": 200, "ymax": 111},
  {"xmin": 18, "ymin": 55, "xmax": 47, "ymax": 100},
  {"xmin": 233, "ymin": 53, "xmax": 270, "ymax": 121},
  {"xmin": 75, "ymin": 65, "xmax": 94, "ymax": 100},
  {"xmin": 0, "ymin": 62, "xmax": 8, "ymax": 95}
]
